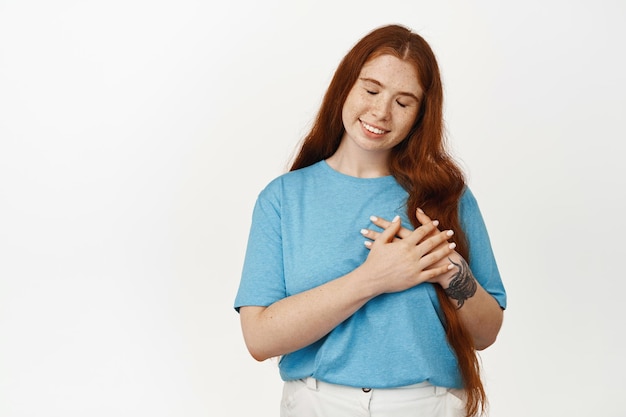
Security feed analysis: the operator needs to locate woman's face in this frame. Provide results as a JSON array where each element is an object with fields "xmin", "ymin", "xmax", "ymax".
[{"xmin": 340, "ymin": 54, "xmax": 423, "ymax": 158}]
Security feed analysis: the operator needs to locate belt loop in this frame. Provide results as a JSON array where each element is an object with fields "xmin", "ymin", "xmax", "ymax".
[
  {"xmin": 305, "ymin": 377, "xmax": 318, "ymax": 391},
  {"xmin": 435, "ymin": 386, "xmax": 447, "ymax": 396}
]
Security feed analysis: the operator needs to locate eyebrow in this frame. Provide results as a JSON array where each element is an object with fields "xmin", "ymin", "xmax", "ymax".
[{"xmin": 359, "ymin": 77, "xmax": 421, "ymax": 102}]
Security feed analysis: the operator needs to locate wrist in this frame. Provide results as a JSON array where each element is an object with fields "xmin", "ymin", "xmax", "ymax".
[
  {"xmin": 440, "ymin": 255, "xmax": 477, "ymax": 308},
  {"xmin": 434, "ymin": 251, "xmax": 462, "ymax": 289},
  {"xmin": 349, "ymin": 263, "xmax": 385, "ymax": 299}
]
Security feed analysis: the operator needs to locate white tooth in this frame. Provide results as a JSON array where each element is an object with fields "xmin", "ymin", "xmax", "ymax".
[{"xmin": 363, "ymin": 122, "xmax": 384, "ymax": 134}]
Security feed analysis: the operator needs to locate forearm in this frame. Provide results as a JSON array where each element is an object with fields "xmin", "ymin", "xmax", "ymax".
[
  {"xmin": 454, "ymin": 285, "xmax": 503, "ymax": 350},
  {"xmin": 363, "ymin": 211, "xmax": 504, "ymax": 349},
  {"xmin": 241, "ymin": 218, "xmax": 455, "ymax": 361},
  {"xmin": 438, "ymin": 254, "xmax": 503, "ymax": 350},
  {"xmin": 239, "ymin": 266, "xmax": 379, "ymax": 361}
]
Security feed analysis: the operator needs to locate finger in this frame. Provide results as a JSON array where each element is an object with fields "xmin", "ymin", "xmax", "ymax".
[
  {"xmin": 415, "ymin": 208, "xmax": 441, "ymax": 240},
  {"xmin": 371, "ymin": 215, "xmax": 402, "ymax": 246},
  {"xmin": 417, "ymin": 228, "xmax": 455, "ymax": 256},
  {"xmin": 361, "ymin": 228, "xmax": 400, "ymax": 248},
  {"xmin": 404, "ymin": 220, "xmax": 443, "ymax": 246},
  {"xmin": 416, "ymin": 208, "xmax": 434, "ymax": 226},
  {"xmin": 419, "ymin": 239, "xmax": 456, "ymax": 267},
  {"xmin": 421, "ymin": 263, "xmax": 456, "ymax": 282},
  {"xmin": 370, "ymin": 215, "xmax": 412, "ymax": 239}
]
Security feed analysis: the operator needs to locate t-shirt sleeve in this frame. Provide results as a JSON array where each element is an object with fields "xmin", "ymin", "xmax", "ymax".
[
  {"xmin": 234, "ymin": 182, "xmax": 287, "ymax": 312},
  {"xmin": 459, "ymin": 187, "xmax": 507, "ymax": 309}
]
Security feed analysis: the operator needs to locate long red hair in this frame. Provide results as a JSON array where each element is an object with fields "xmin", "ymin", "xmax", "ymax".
[{"xmin": 290, "ymin": 24, "xmax": 485, "ymax": 416}]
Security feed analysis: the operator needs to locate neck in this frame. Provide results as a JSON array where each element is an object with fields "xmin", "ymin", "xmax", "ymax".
[{"xmin": 326, "ymin": 143, "xmax": 391, "ymax": 178}]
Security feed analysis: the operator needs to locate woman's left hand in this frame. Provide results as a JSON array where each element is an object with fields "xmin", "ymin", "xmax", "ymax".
[{"xmin": 364, "ymin": 208, "xmax": 504, "ymax": 349}]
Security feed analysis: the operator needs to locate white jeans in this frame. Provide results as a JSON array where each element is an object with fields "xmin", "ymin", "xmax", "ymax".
[{"xmin": 280, "ymin": 377, "xmax": 466, "ymax": 417}]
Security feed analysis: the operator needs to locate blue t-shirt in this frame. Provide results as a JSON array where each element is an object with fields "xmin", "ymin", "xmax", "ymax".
[{"xmin": 234, "ymin": 160, "xmax": 506, "ymax": 389}]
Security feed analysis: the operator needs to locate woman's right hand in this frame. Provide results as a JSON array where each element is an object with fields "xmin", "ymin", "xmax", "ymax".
[
  {"xmin": 359, "ymin": 215, "xmax": 455, "ymax": 294},
  {"xmin": 239, "ymin": 213, "xmax": 455, "ymax": 361}
]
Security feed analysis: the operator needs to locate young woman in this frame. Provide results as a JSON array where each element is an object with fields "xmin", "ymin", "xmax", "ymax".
[{"xmin": 234, "ymin": 24, "xmax": 506, "ymax": 417}]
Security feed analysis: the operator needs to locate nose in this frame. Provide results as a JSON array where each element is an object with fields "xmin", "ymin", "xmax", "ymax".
[{"xmin": 371, "ymin": 95, "xmax": 391, "ymax": 120}]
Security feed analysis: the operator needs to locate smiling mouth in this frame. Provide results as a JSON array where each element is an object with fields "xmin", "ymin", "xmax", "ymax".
[{"xmin": 361, "ymin": 120, "xmax": 388, "ymax": 135}]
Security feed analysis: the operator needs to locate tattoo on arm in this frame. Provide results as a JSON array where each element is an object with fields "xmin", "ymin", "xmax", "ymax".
[{"xmin": 444, "ymin": 257, "xmax": 477, "ymax": 308}]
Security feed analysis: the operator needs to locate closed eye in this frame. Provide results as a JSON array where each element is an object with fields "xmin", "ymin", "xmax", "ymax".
[{"xmin": 366, "ymin": 89, "xmax": 378, "ymax": 95}]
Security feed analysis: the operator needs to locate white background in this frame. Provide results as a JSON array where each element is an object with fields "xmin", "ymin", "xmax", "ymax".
[{"xmin": 1, "ymin": 0, "xmax": 625, "ymax": 416}]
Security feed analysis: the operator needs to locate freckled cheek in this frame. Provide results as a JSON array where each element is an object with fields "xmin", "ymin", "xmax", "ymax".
[
  {"xmin": 395, "ymin": 114, "xmax": 416, "ymax": 135},
  {"xmin": 343, "ymin": 99, "xmax": 369, "ymax": 123},
  {"xmin": 341, "ymin": 106, "xmax": 353, "ymax": 128}
]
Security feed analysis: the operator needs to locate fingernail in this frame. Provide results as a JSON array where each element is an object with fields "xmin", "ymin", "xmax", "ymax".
[
  {"xmin": 370, "ymin": 215, "xmax": 378, "ymax": 222},
  {"xmin": 432, "ymin": 220, "xmax": 439, "ymax": 227},
  {"xmin": 446, "ymin": 230, "xmax": 454, "ymax": 237},
  {"xmin": 360, "ymin": 229, "xmax": 368, "ymax": 235},
  {"xmin": 449, "ymin": 242, "xmax": 456, "ymax": 249},
  {"xmin": 392, "ymin": 215, "xmax": 400, "ymax": 223},
  {"xmin": 364, "ymin": 241, "xmax": 372, "ymax": 247},
  {"xmin": 417, "ymin": 208, "xmax": 424, "ymax": 213},
  {"xmin": 448, "ymin": 263, "xmax": 455, "ymax": 270}
]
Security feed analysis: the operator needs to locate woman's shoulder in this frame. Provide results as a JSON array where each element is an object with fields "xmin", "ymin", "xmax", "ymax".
[
  {"xmin": 259, "ymin": 162, "xmax": 325, "ymax": 197},
  {"xmin": 458, "ymin": 186, "xmax": 486, "ymax": 226},
  {"xmin": 458, "ymin": 185, "xmax": 492, "ymax": 234},
  {"xmin": 459, "ymin": 185, "xmax": 478, "ymax": 209}
]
